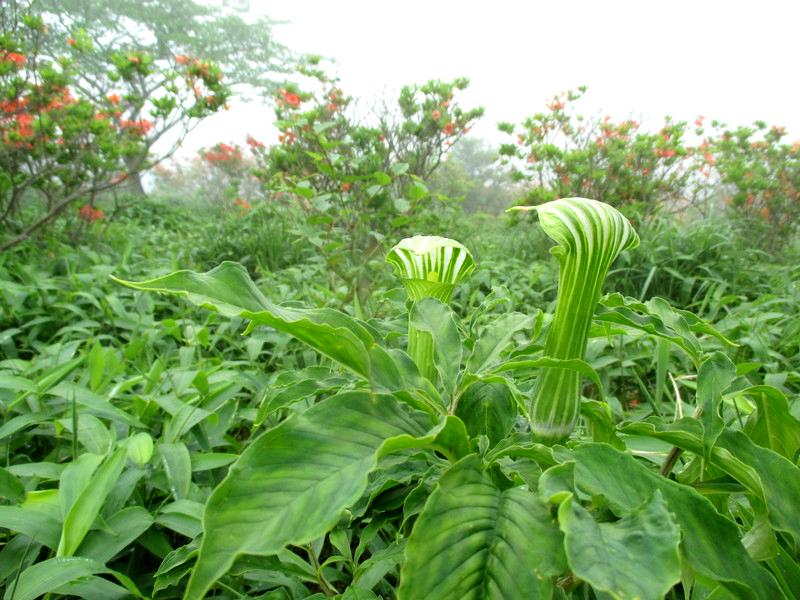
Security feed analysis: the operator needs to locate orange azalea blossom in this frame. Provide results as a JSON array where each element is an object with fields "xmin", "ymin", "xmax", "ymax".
[
  {"xmin": 695, "ymin": 116, "xmax": 704, "ymax": 127},
  {"xmin": 175, "ymin": 54, "xmax": 191, "ymax": 65},
  {"xmin": 791, "ymin": 141, "xmax": 800, "ymax": 153},
  {"xmin": 341, "ymin": 182, "xmax": 352, "ymax": 192},
  {"xmin": 278, "ymin": 89, "xmax": 301, "ymax": 108},
  {"xmin": 246, "ymin": 134, "xmax": 265, "ymax": 149},
  {"xmin": 120, "ymin": 119, "xmax": 153, "ymax": 136},
  {"xmin": 443, "ymin": 122, "xmax": 455, "ymax": 136},
  {"xmin": 67, "ymin": 38, "xmax": 77, "ymax": 47},
  {"xmin": 107, "ymin": 93, "xmax": 121, "ymax": 105},
  {"xmin": 1, "ymin": 51, "xmax": 26, "ymax": 68},
  {"xmin": 233, "ymin": 198, "xmax": 251, "ymax": 210},
  {"xmin": 431, "ymin": 109, "xmax": 441, "ymax": 120},
  {"xmin": 78, "ymin": 204, "xmax": 105, "ymax": 222}
]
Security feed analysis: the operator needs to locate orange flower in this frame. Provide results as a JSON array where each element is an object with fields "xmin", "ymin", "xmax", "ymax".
[
  {"xmin": 1, "ymin": 51, "xmax": 26, "ymax": 68},
  {"xmin": 107, "ymin": 93, "xmax": 121, "ymax": 105},
  {"xmin": 67, "ymin": 38, "xmax": 76, "ymax": 47},
  {"xmin": 443, "ymin": 122, "xmax": 454, "ymax": 136},
  {"xmin": 278, "ymin": 89, "xmax": 301, "ymax": 108},
  {"xmin": 759, "ymin": 206, "xmax": 770, "ymax": 220},
  {"xmin": 233, "ymin": 198, "xmax": 251, "ymax": 210},
  {"xmin": 341, "ymin": 182, "xmax": 352, "ymax": 192},
  {"xmin": 431, "ymin": 109, "xmax": 441, "ymax": 120},
  {"xmin": 246, "ymin": 134, "xmax": 265, "ymax": 149},
  {"xmin": 695, "ymin": 116, "xmax": 704, "ymax": 127},
  {"xmin": 175, "ymin": 54, "xmax": 191, "ymax": 65},
  {"xmin": 78, "ymin": 204, "xmax": 105, "ymax": 222}
]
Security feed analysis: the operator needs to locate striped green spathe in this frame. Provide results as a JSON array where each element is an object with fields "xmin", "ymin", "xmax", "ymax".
[
  {"xmin": 510, "ymin": 198, "xmax": 639, "ymax": 443},
  {"xmin": 387, "ymin": 235, "xmax": 475, "ymax": 302}
]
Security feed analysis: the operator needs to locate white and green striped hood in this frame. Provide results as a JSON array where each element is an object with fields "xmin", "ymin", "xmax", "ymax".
[{"xmin": 387, "ymin": 235, "xmax": 475, "ymax": 302}]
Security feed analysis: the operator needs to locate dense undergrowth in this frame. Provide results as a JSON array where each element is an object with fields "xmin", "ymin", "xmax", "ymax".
[{"xmin": 1, "ymin": 196, "xmax": 799, "ymax": 599}]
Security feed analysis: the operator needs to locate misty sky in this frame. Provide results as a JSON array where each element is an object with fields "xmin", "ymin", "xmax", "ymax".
[{"xmin": 166, "ymin": 0, "xmax": 800, "ymax": 158}]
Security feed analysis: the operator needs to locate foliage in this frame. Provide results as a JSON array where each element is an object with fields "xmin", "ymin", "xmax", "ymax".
[
  {"xmin": 36, "ymin": 0, "xmax": 288, "ymax": 192},
  {"xmin": 251, "ymin": 58, "xmax": 484, "ymax": 310},
  {"xmin": 0, "ymin": 1, "xmax": 229, "ymax": 250},
  {"xmin": 704, "ymin": 119, "xmax": 800, "ymax": 243},
  {"xmin": 498, "ymin": 87, "xmax": 698, "ymax": 217}
]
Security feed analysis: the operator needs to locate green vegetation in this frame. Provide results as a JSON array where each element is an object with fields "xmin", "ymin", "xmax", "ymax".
[{"xmin": 1, "ymin": 1, "xmax": 800, "ymax": 599}]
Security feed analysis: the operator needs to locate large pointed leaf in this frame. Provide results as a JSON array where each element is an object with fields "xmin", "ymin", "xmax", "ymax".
[
  {"xmin": 572, "ymin": 444, "xmax": 781, "ymax": 599},
  {"xmin": 455, "ymin": 380, "xmax": 517, "ymax": 446},
  {"xmin": 717, "ymin": 429, "xmax": 800, "ymax": 545},
  {"xmin": 741, "ymin": 385, "xmax": 800, "ymax": 460},
  {"xmin": 466, "ymin": 312, "xmax": 533, "ymax": 375},
  {"xmin": 409, "ymin": 298, "xmax": 462, "ymax": 401},
  {"xmin": 398, "ymin": 455, "xmax": 564, "ymax": 599},
  {"xmin": 185, "ymin": 392, "xmax": 434, "ymax": 599},
  {"xmin": 559, "ymin": 491, "xmax": 680, "ymax": 600},
  {"xmin": 113, "ymin": 262, "xmax": 376, "ymax": 378},
  {"xmin": 57, "ymin": 447, "xmax": 126, "ymax": 557},
  {"xmin": 697, "ymin": 352, "xmax": 736, "ymax": 459}
]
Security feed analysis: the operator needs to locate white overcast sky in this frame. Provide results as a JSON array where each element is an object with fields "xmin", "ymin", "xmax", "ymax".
[{"xmin": 168, "ymin": 0, "xmax": 800, "ymax": 157}]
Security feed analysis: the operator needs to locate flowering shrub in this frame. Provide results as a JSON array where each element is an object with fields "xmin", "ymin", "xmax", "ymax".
[
  {"xmin": 250, "ymin": 57, "xmax": 483, "ymax": 307},
  {"xmin": 498, "ymin": 88, "xmax": 696, "ymax": 218},
  {"xmin": 703, "ymin": 120, "xmax": 800, "ymax": 242},
  {"xmin": 0, "ymin": 7, "xmax": 230, "ymax": 250}
]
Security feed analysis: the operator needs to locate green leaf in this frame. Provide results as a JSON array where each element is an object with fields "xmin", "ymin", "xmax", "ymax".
[
  {"xmin": 0, "ymin": 467, "xmax": 25, "ymax": 503},
  {"xmin": 3, "ymin": 557, "xmax": 142, "ymax": 600},
  {"xmin": 78, "ymin": 506, "xmax": 153, "ymax": 563},
  {"xmin": 0, "ymin": 504, "xmax": 61, "ymax": 549},
  {"xmin": 559, "ymin": 491, "xmax": 681, "ymax": 600},
  {"xmin": 113, "ymin": 262, "xmax": 377, "ymax": 379},
  {"xmin": 398, "ymin": 455, "xmax": 564, "ymax": 599},
  {"xmin": 740, "ymin": 385, "xmax": 800, "ymax": 460},
  {"xmin": 455, "ymin": 380, "xmax": 516, "ymax": 445},
  {"xmin": 409, "ymin": 298, "xmax": 462, "ymax": 401},
  {"xmin": 185, "ymin": 391, "xmax": 432, "ymax": 600},
  {"xmin": 160, "ymin": 442, "xmax": 192, "ymax": 500},
  {"xmin": 716, "ymin": 429, "xmax": 800, "ymax": 545},
  {"xmin": 573, "ymin": 444, "xmax": 782, "ymax": 599},
  {"xmin": 697, "ymin": 352, "xmax": 736, "ymax": 459},
  {"xmin": 57, "ymin": 447, "xmax": 127, "ymax": 557},
  {"xmin": 466, "ymin": 312, "xmax": 533, "ymax": 375}
]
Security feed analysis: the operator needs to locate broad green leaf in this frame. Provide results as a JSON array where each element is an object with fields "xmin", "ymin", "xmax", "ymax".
[
  {"xmin": 0, "ymin": 467, "xmax": 25, "ymax": 503},
  {"xmin": 379, "ymin": 414, "xmax": 470, "ymax": 463},
  {"xmin": 740, "ymin": 385, "xmax": 800, "ymax": 460},
  {"xmin": 78, "ymin": 506, "xmax": 153, "ymax": 563},
  {"xmin": 455, "ymin": 380, "xmax": 516, "ymax": 445},
  {"xmin": 716, "ymin": 429, "xmax": 800, "ymax": 545},
  {"xmin": 185, "ymin": 391, "xmax": 433, "ymax": 600},
  {"xmin": 573, "ymin": 444, "xmax": 782, "ymax": 599},
  {"xmin": 595, "ymin": 294, "xmax": 733, "ymax": 360},
  {"xmin": 160, "ymin": 442, "xmax": 192, "ymax": 500},
  {"xmin": 113, "ymin": 262, "xmax": 377, "ymax": 379},
  {"xmin": 3, "ymin": 556, "xmax": 142, "ymax": 600},
  {"xmin": 409, "ymin": 298, "xmax": 462, "ymax": 400},
  {"xmin": 0, "ymin": 505, "xmax": 61, "ymax": 549},
  {"xmin": 511, "ymin": 198, "xmax": 638, "ymax": 443},
  {"xmin": 466, "ymin": 312, "xmax": 533, "ymax": 375},
  {"xmin": 697, "ymin": 352, "xmax": 736, "ymax": 460},
  {"xmin": 398, "ymin": 455, "xmax": 564, "ymax": 599},
  {"xmin": 559, "ymin": 491, "xmax": 681, "ymax": 600},
  {"xmin": 57, "ymin": 447, "xmax": 127, "ymax": 557}
]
